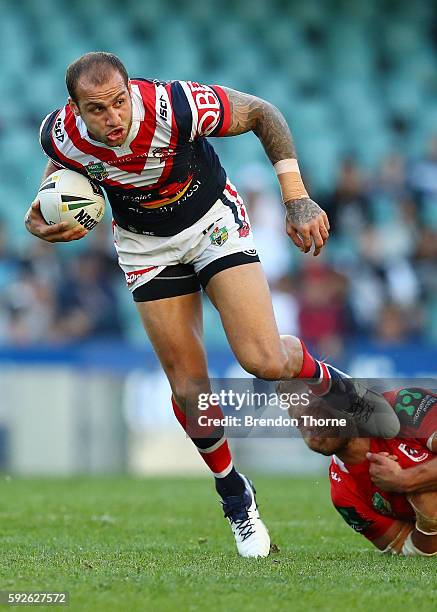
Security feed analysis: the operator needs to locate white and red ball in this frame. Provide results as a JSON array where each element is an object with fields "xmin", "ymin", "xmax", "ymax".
[{"xmin": 37, "ymin": 168, "xmax": 105, "ymax": 231}]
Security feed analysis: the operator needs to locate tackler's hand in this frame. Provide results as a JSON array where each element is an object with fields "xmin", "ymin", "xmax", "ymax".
[
  {"xmin": 367, "ymin": 452, "xmax": 405, "ymax": 493},
  {"xmin": 24, "ymin": 199, "xmax": 88, "ymax": 243}
]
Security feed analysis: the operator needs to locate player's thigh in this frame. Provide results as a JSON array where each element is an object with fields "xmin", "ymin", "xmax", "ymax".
[
  {"xmin": 136, "ymin": 291, "xmax": 209, "ymax": 403},
  {"xmin": 204, "ymin": 262, "xmax": 286, "ymax": 375}
]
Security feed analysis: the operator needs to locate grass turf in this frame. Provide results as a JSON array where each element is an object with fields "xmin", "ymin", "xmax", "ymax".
[{"xmin": 0, "ymin": 476, "xmax": 435, "ymax": 611}]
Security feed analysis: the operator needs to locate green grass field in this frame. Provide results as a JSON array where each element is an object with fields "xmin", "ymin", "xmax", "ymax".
[{"xmin": 0, "ymin": 475, "xmax": 435, "ymax": 611}]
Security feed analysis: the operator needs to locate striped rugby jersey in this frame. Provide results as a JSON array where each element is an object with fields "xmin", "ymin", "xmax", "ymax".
[{"xmin": 39, "ymin": 79, "xmax": 231, "ymax": 236}]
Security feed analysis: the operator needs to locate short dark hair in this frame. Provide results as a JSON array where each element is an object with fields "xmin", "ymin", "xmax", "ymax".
[{"xmin": 66, "ymin": 52, "xmax": 129, "ymax": 102}]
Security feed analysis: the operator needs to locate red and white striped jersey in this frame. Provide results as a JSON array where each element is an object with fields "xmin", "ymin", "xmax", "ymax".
[{"xmin": 40, "ymin": 79, "xmax": 231, "ymax": 236}]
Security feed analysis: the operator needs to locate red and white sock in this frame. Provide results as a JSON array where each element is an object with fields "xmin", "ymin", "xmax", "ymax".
[
  {"xmin": 171, "ymin": 396, "xmax": 234, "ymax": 478},
  {"xmin": 297, "ymin": 340, "xmax": 332, "ymax": 396}
]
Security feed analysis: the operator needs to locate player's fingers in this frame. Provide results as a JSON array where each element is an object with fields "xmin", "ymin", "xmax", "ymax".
[
  {"xmin": 366, "ymin": 452, "xmax": 385, "ymax": 464},
  {"xmin": 40, "ymin": 222, "xmax": 70, "ymax": 236},
  {"xmin": 377, "ymin": 452, "xmax": 398, "ymax": 461},
  {"xmin": 322, "ymin": 211, "xmax": 330, "ymax": 231},
  {"xmin": 31, "ymin": 199, "xmax": 41, "ymax": 210},
  {"xmin": 319, "ymin": 221, "xmax": 329, "ymax": 241},
  {"xmin": 62, "ymin": 226, "xmax": 88, "ymax": 241},
  {"xmin": 70, "ymin": 229, "xmax": 88, "ymax": 241},
  {"xmin": 287, "ymin": 226, "xmax": 304, "ymax": 250},
  {"xmin": 299, "ymin": 227, "xmax": 312, "ymax": 253},
  {"xmin": 44, "ymin": 226, "xmax": 87, "ymax": 243},
  {"xmin": 310, "ymin": 227, "xmax": 324, "ymax": 257}
]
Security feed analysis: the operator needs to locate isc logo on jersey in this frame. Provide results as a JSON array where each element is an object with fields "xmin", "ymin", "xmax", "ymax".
[{"xmin": 37, "ymin": 168, "xmax": 105, "ymax": 231}]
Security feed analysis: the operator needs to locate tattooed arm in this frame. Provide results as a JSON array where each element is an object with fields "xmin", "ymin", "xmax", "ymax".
[{"xmin": 219, "ymin": 87, "xmax": 329, "ymax": 256}]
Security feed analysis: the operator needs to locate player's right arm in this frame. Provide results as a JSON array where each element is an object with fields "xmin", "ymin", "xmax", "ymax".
[
  {"xmin": 24, "ymin": 160, "xmax": 88, "ymax": 243},
  {"xmin": 218, "ymin": 87, "xmax": 330, "ymax": 257},
  {"xmin": 176, "ymin": 81, "xmax": 329, "ymax": 256}
]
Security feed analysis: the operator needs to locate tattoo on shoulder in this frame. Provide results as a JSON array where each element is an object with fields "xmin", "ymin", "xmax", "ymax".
[
  {"xmin": 222, "ymin": 88, "xmax": 260, "ymax": 136},
  {"xmin": 222, "ymin": 87, "xmax": 296, "ymax": 164},
  {"xmin": 285, "ymin": 197, "xmax": 323, "ymax": 225}
]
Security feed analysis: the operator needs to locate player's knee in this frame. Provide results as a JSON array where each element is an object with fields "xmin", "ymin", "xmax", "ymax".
[
  {"xmin": 408, "ymin": 492, "xmax": 437, "ymax": 535},
  {"xmin": 240, "ymin": 350, "xmax": 288, "ymax": 380}
]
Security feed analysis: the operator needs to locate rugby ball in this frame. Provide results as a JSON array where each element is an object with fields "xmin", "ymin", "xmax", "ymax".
[{"xmin": 38, "ymin": 168, "xmax": 105, "ymax": 231}]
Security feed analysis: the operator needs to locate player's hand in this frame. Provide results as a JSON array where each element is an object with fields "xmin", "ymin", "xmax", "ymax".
[
  {"xmin": 375, "ymin": 451, "xmax": 398, "ymax": 461},
  {"xmin": 24, "ymin": 199, "xmax": 88, "ymax": 243},
  {"xmin": 367, "ymin": 452, "xmax": 405, "ymax": 492},
  {"xmin": 285, "ymin": 197, "xmax": 330, "ymax": 256}
]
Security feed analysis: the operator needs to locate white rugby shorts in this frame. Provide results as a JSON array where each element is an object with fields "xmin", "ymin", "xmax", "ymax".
[{"xmin": 113, "ymin": 180, "xmax": 259, "ymax": 299}]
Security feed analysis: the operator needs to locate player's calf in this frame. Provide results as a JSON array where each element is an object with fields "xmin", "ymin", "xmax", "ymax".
[{"xmin": 171, "ymin": 396, "xmax": 270, "ymax": 557}]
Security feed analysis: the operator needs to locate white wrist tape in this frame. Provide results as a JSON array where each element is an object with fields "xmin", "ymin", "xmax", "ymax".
[
  {"xmin": 274, "ymin": 158, "xmax": 300, "ymax": 175},
  {"xmin": 401, "ymin": 532, "xmax": 437, "ymax": 556},
  {"xmin": 274, "ymin": 158, "xmax": 308, "ymax": 201}
]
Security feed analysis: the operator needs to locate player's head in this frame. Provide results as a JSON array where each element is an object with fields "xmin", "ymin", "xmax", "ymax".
[
  {"xmin": 285, "ymin": 389, "xmax": 353, "ymax": 456},
  {"xmin": 302, "ymin": 435, "xmax": 351, "ymax": 456},
  {"xmin": 66, "ymin": 52, "xmax": 132, "ymax": 147}
]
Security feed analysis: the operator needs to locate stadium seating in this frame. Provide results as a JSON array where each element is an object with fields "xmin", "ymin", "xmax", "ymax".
[{"xmin": 1, "ymin": 0, "xmax": 436, "ymax": 345}]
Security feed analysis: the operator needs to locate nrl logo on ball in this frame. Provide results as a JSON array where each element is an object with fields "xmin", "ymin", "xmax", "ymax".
[{"xmin": 86, "ymin": 161, "xmax": 108, "ymax": 181}]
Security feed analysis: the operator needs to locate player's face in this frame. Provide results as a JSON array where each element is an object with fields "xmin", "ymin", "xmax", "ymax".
[
  {"xmin": 69, "ymin": 71, "xmax": 133, "ymax": 147},
  {"xmin": 303, "ymin": 436, "xmax": 350, "ymax": 456}
]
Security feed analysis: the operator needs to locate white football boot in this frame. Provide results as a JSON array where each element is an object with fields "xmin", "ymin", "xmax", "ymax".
[{"xmin": 221, "ymin": 474, "xmax": 270, "ymax": 558}]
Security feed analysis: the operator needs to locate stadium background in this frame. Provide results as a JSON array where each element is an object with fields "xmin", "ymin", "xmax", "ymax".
[{"xmin": 0, "ymin": 0, "xmax": 436, "ymax": 476}]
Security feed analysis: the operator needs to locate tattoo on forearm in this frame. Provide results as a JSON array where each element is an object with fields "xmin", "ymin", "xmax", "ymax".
[
  {"xmin": 222, "ymin": 87, "xmax": 296, "ymax": 164},
  {"xmin": 285, "ymin": 197, "xmax": 323, "ymax": 225}
]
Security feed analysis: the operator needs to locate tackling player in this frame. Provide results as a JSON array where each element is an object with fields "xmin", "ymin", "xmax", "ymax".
[
  {"xmin": 24, "ymin": 52, "xmax": 398, "ymax": 558},
  {"xmin": 293, "ymin": 387, "xmax": 437, "ymax": 556}
]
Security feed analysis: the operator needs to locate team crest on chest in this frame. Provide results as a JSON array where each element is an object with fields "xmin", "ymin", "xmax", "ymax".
[
  {"xmin": 209, "ymin": 226, "xmax": 228, "ymax": 247},
  {"xmin": 86, "ymin": 161, "xmax": 109, "ymax": 181}
]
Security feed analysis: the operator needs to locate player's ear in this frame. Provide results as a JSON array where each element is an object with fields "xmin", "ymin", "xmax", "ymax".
[
  {"xmin": 68, "ymin": 97, "xmax": 80, "ymax": 117},
  {"xmin": 127, "ymin": 80, "xmax": 132, "ymax": 94}
]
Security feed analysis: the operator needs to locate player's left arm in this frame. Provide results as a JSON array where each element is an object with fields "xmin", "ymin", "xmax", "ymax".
[
  {"xmin": 218, "ymin": 87, "xmax": 330, "ymax": 257},
  {"xmin": 368, "ymin": 452, "xmax": 437, "ymax": 494}
]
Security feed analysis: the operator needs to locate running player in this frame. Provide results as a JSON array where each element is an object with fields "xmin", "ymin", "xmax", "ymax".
[
  {"xmin": 294, "ymin": 387, "xmax": 437, "ymax": 556},
  {"xmin": 24, "ymin": 52, "xmax": 398, "ymax": 558}
]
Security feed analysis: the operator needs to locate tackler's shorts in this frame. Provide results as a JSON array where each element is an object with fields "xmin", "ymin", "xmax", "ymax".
[{"xmin": 113, "ymin": 179, "xmax": 260, "ymax": 302}]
